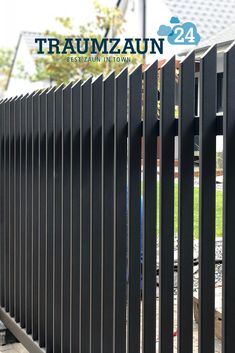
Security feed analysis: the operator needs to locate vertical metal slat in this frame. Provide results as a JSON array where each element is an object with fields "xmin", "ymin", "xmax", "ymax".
[
  {"xmin": 101, "ymin": 72, "xmax": 115, "ymax": 353},
  {"xmin": 46, "ymin": 87, "xmax": 56, "ymax": 352},
  {"xmin": 222, "ymin": 42, "xmax": 235, "ymax": 353},
  {"xmin": 80, "ymin": 78, "xmax": 92, "ymax": 353},
  {"xmin": 20, "ymin": 95, "xmax": 28, "ymax": 328},
  {"xmin": 0, "ymin": 100, "xmax": 5, "ymax": 308},
  {"xmin": 32, "ymin": 91, "xmax": 40, "ymax": 340},
  {"xmin": 113, "ymin": 68, "xmax": 128, "ymax": 353},
  {"xmin": 4, "ymin": 99, "xmax": 10, "ymax": 313},
  {"xmin": 14, "ymin": 96, "xmax": 22, "ymax": 323},
  {"xmin": 90, "ymin": 76, "xmax": 102, "ymax": 353},
  {"xmin": 199, "ymin": 45, "xmax": 217, "ymax": 353},
  {"xmin": 177, "ymin": 51, "xmax": 195, "ymax": 353},
  {"xmin": 26, "ymin": 93, "xmax": 33, "ymax": 333},
  {"xmin": 70, "ymin": 81, "xmax": 81, "ymax": 353},
  {"xmin": 127, "ymin": 65, "xmax": 142, "ymax": 353},
  {"xmin": 53, "ymin": 84, "xmax": 63, "ymax": 353},
  {"xmin": 159, "ymin": 57, "xmax": 175, "ymax": 353},
  {"xmin": 9, "ymin": 98, "xmax": 15, "ymax": 317},
  {"xmin": 38, "ymin": 89, "xmax": 47, "ymax": 347},
  {"xmin": 61, "ymin": 82, "xmax": 73, "ymax": 353},
  {"xmin": 142, "ymin": 61, "xmax": 157, "ymax": 353}
]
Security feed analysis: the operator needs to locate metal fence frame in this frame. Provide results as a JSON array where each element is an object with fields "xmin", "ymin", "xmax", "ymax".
[{"xmin": 0, "ymin": 44, "xmax": 235, "ymax": 353}]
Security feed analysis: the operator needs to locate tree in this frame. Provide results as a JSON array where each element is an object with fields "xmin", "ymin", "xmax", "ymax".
[
  {"xmin": 32, "ymin": 1, "xmax": 143, "ymax": 85},
  {"xmin": 0, "ymin": 48, "xmax": 14, "ymax": 91}
]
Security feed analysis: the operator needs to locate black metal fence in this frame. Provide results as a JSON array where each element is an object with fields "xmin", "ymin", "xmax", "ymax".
[{"xmin": 0, "ymin": 44, "xmax": 234, "ymax": 353}]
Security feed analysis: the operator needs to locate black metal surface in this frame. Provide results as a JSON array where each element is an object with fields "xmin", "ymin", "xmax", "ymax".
[
  {"xmin": 159, "ymin": 57, "xmax": 175, "ymax": 353},
  {"xmin": 26, "ymin": 93, "xmax": 33, "ymax": 334},
  {"xmin": 38, "ymin": 89, "xmax": 47, "ymax": 347},
  {"xmin": 61, "ymin": 82, "xmax": 73, "ymax": 353},
  {"xmin": 14, "ymin": 96, "xmax": 22, "ymax": 323},
  {"xmin": 90, "ymin": 76, "xmax": 102, "ymax": 353},
  {"xmin": 177, "ymin": 51, "xmax": 195, "ymax": 353},
  {"xmin": 4, "ymin": 99, "xmax": 10, "ymax": 314},
  {"xmin": 20, "ymin": 95, "xmax": 27, "ymax": 329},
  {"xmin": 127, "ymin": 65, "xmax": 142, "ymax": 353},
  {"xmin": 113, "ymin": 69, "xmax": 128, "ymax": 353},
  {"xmin": 0, "ymin": 100, "xmax": 5, "ymax": 308},
  {"xmin": 80, "ymin": 78, "xmax": 92, "ymax": 353},
  {"xmin": 70, "ymin": 81, "xmax": 81, "ymax": 353},
  {"xmin": 222, "ymin": 43, "xmax": 235, "ymax": 353},
  {"xmin": 0, "ymin": 54, "xmax": 234, "ymax": 353},
  {"xmin": 101, "ymin": 72, "xmax": 115, "ymax": 353},
  {"xmin": 32, "ymin": 91, "xmax": 40, "ymax": 340},
  {"xmin": 9, "ymin": 97, "xmax": 15, "ymax": 318},
  {"xmin": 52, "ymin": 84, "xmax": 63, "ymax": 353},
  {"xmin": 142, "ymin": 61, "xmax": 157, "ymax": 353},
  {"xmin": 46, "ymin": 87, "xmax": 55, "ymax": 353},
  {"xmin": 199, "ymin": 46, "xmax": 216, "ymax": 353}
]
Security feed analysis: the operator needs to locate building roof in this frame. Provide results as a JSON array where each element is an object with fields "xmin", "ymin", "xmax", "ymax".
[
  {"xmin": 164, "ymin": 0, "xmax": 235, "ymax": 42},
  {"xmin": 197, "ymin": 23, "xmax": 235, "ymax": 50},
  {"xmin": 179, "ymin": 24, "xmax": 235, "ymax": 59}
]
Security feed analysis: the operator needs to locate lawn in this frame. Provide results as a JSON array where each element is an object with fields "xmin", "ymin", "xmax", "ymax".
[{"xmin": 155, "ymin": 183, "xmax": 223, "ymax": 238}]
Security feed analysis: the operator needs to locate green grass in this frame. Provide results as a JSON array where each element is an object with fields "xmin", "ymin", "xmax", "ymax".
[{"xmin": 155, "ymin": 183, "xmax": 223, "ymax": 238}]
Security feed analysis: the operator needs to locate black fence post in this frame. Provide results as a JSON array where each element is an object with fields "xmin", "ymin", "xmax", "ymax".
[
  {"xmin": 90, "ymin": 75, "xmax": 102, "ymax": 353},
  {"xmin": 177, "ymin": 51, "xmax": 195, "ymax": 353},
  {"xmin": 127, "ymin": 65, "xmax": 142, "ymax": 353},
  {"xmin": 222, "ymin": 42, "xmax": 235, "ymax": 353},
  {"xmin": 159, "ymin": 56, "xmax": 175, "ymax": 353},
  {"xmin": 199, "ymin": 45, "xmax": 217, "ymax": 353}
]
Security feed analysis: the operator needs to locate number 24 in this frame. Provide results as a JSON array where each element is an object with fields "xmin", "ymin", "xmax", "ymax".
[{"xmin": 174, "ymin": 27, "xmax": 195, "ymax": 43}]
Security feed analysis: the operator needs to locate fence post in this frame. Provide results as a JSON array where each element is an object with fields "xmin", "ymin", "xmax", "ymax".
[
  {"xmin": 198, "ymin": 45, "xmax": 216, "ymax": 353},
  {"xmin": 127, "ymin": 65, "xmax": 142, "ymax": 353},
  {"xmin": 177, "ymin": 51, "xmax": 195, "ymax": 353},
  {"xmin": 222, "ymin": 42, "xmax": 235, "ymax": 353},
  {"xmin": 159, "ymin": 56, "xmax": 175, "ymax": 353}
]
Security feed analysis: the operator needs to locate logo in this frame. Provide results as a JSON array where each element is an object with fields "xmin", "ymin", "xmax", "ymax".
[
  {"xmin": 34, "ymin": 16, "xmax": 200, "ymax": 60},
  {"xmin": 35, "ymin": 37, "xmax": 165, "ymax": 55},
  {"xmin": 157, "ymin": 16, "xmax": 201, "ymax": 45}
]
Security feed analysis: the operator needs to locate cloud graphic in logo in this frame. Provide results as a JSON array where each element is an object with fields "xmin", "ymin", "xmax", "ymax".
[
  {"xmin": 157, "ymin": 25, "xmax": 172, "ymax": 36},
  {"xmin": 168, "ymin": 22, "xmax": 201, "ymax": 45},
  {"xmin": 170, "ymin": 16, "xmax": 180, "ymax": 24}
]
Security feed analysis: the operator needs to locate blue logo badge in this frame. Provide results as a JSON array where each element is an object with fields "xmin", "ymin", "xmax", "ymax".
[{"xmin": 157, "ymin": 17, "xmax": 201, "ymax": 45}]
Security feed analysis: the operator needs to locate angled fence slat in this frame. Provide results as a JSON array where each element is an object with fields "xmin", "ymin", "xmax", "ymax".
[
  {"xmin": 142, "ymin": 60, "xmax": 157, "ymax": 353},
  {"xmin": 159, "ymin": 56, "xmax": 175, "ymax": 353},
  {"xmin": 38, "ymin": 89, "xmax": 47, "ymax": 347},
  {"xmin": 45, "ymin": 87, "xmax": 56, "ymax": 352},
  {"xmin": 127, "ymin": 65, "xmax": 142, "ymax": 353},
  {"xmin": 113, "ymin": 68, "xmax": 128, "ymax": 353},
  {"xmin": 80, "ymin": 78, "xmax": 92, "ymax": 353},
  {"xmin": 177, "ymin": 51, "xmax": 195, "ymax": 353},
  {"xmin": 90, "ymin": 75, "xmax": 102, "ymax": 353},
  {"xmin": 199, "ymin": 45, "xmax": 217, "ymax": 353},
  {"xmin": 70, "ymin": 80, "xmax": 81, "ymax": 353},
  {"xmin": 32, "ymin": 91, "xmax": 40, "ymax": 340},
  {"xmin": 101, "ymin": 72, "xmax": 115, "ymax": 353},
  {"xmin": 222, "ymin": 42, "xmax": 235, "ymax": 353},
  {"xmin": 20, "ymin": 94, "xmax": 28, "ymax": 329}
]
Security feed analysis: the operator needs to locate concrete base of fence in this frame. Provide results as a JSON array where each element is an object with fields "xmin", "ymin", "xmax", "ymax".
[{"xmin": 0, "ymin": 307, "xmax": 45, "ymax": 353}]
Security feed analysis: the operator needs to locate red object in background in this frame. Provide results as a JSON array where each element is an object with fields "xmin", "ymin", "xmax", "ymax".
[{"xmin": 156, "ymin": 330, "xmax": 177, "ymax": 342}]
